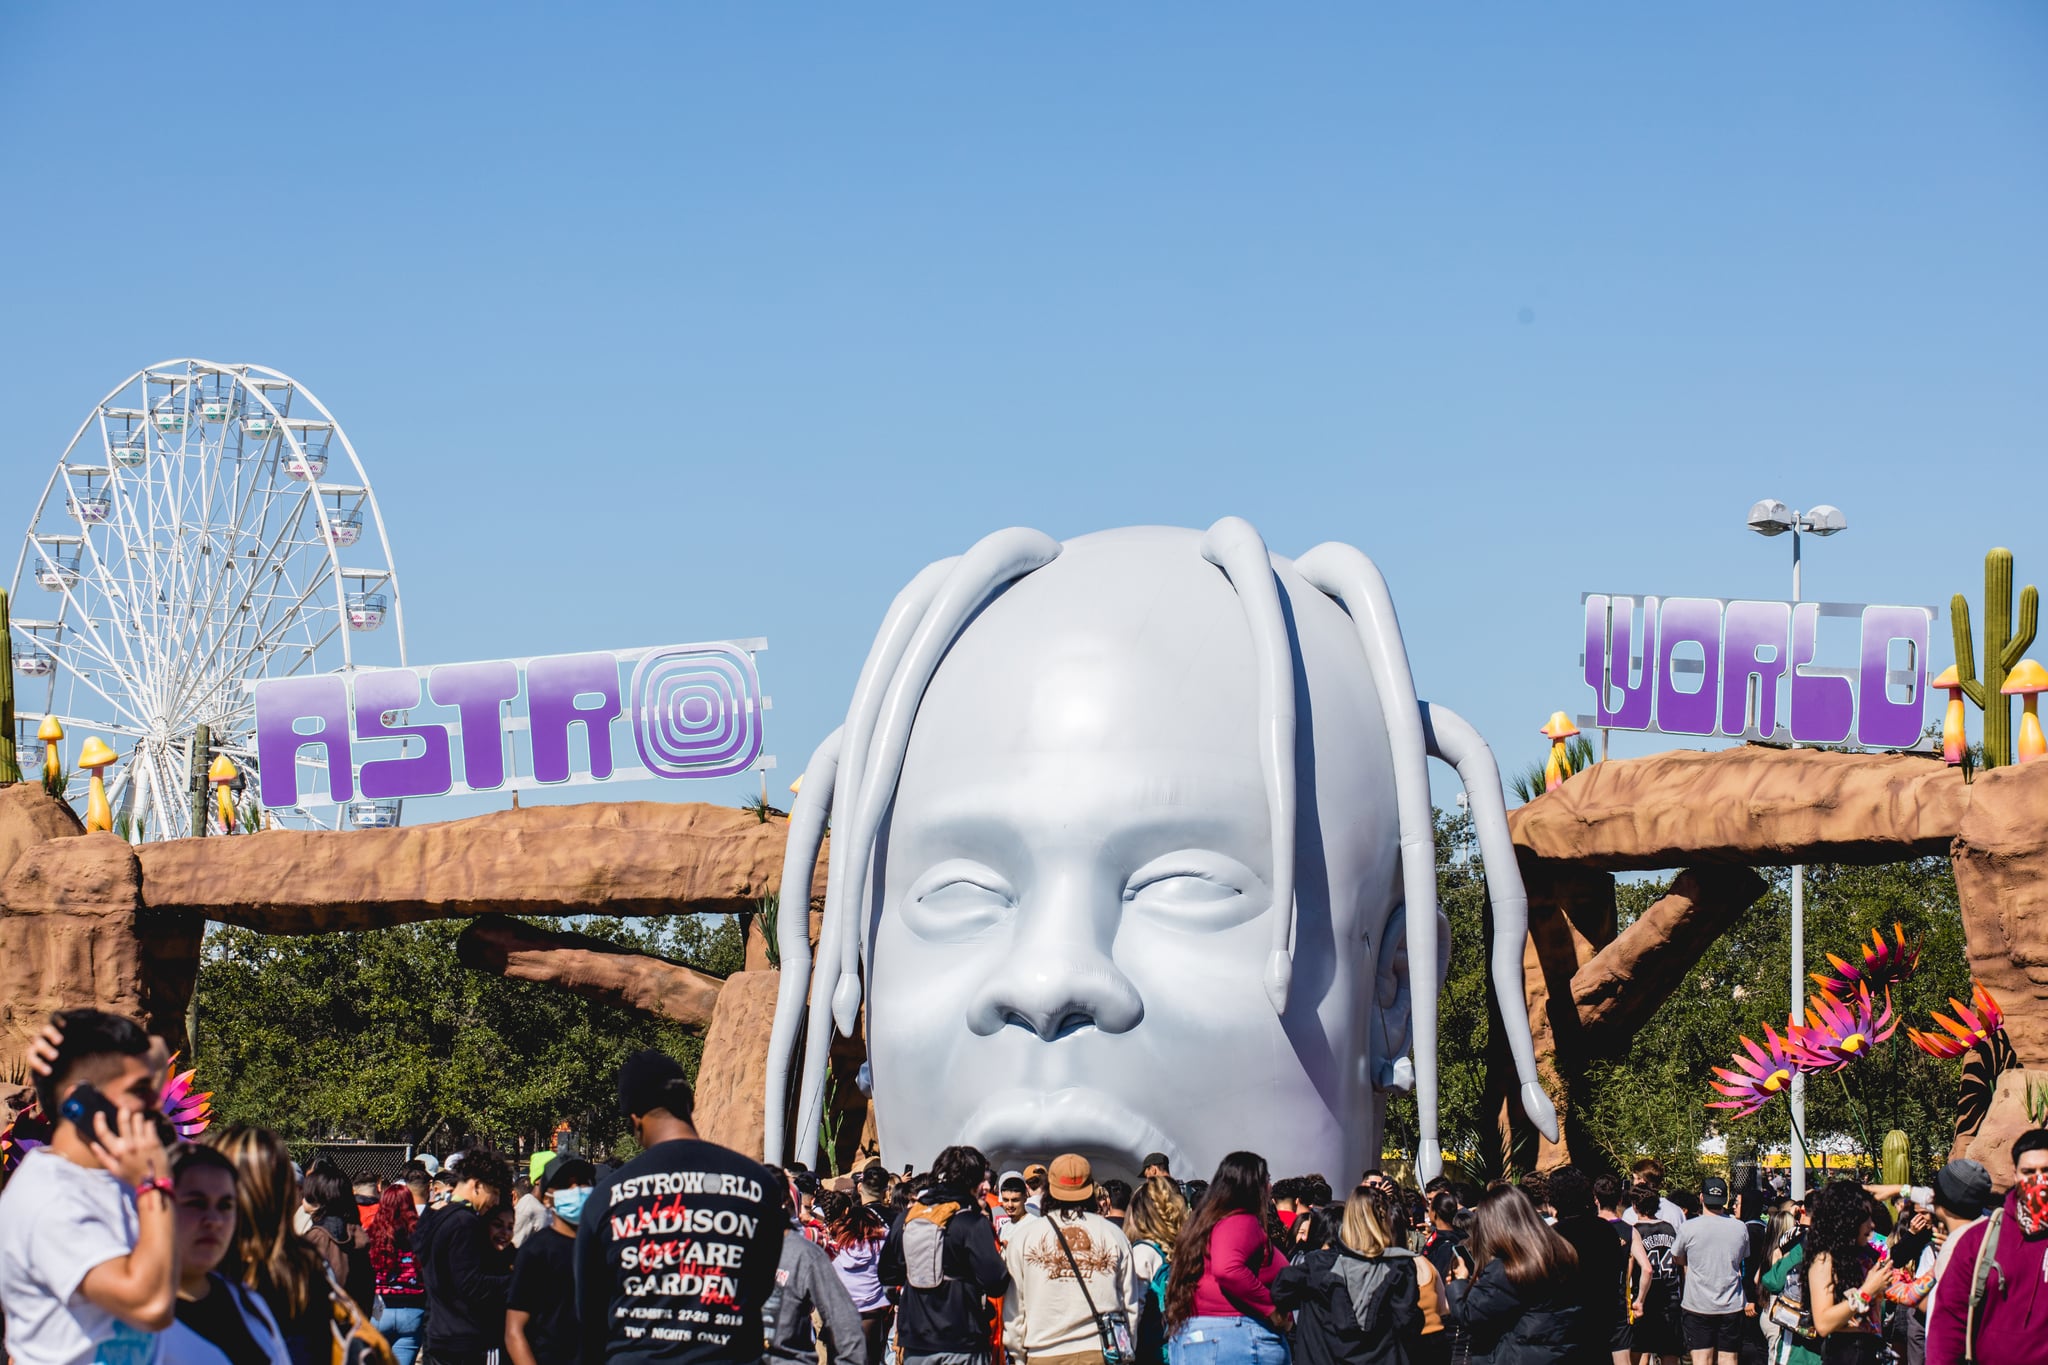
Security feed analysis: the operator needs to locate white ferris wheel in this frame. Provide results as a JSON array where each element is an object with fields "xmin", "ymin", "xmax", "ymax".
[{"xmin": 12, "ymin": 359, "xmax": 406, "ymax": 839}]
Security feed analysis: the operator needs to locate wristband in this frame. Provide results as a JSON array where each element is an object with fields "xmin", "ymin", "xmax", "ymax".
[
  {"xmin": 1847, "ymin": 1287, "xmax": 1871, "ymax": 1314},
  {"xmin": 135, "ymin": 1176, "xmax": 174, "ymax": 1202}
]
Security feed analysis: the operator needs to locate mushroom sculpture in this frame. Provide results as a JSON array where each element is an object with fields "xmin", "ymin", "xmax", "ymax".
[
  {"xmin": 1540, "ymin": 711, "xmax": 1580, "ymax": 792},
  {"xmin": 207, "ymin": 753, "xmax": 239, "ymax": 834},
  {"xmin": 36, "ymin": 714, "xmax": 63, "ymax": 787},
  {"xmin": 2000, "ymin": 659, "xmax": 2048, "ymax": 764},
  {"xmin": 1932, "ymin": 664, "xmax": 1967, "ymax": 765},
  {"xmin": 76, "ymin": 737, "xmax": 116, "ymax": 833}
]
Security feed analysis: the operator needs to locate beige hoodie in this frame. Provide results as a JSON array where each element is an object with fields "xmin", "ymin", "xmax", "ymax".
[{"xmin": 1002, "ymin": 1210, "xmax": 1143, "ymax": 1362}]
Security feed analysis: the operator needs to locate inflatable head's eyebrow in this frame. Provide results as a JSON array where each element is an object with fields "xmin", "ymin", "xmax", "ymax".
[{"xmin": 763, "ymin": 518, "xmax": 1558, "ymax": 1181}]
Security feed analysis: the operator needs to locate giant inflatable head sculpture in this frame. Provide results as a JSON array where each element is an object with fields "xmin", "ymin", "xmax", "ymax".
[{"xmin": 764, "ymin": 520, "xmax": 1557, "ymax": 1182}]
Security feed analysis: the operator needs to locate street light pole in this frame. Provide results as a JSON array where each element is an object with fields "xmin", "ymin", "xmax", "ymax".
[{"xmin": 1746, "ymin": 500, "xmax": 1845, "ymax": 1200}]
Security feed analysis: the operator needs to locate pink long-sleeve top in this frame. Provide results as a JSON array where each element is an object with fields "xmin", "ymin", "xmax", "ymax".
[{"xmin": 1191, "ymin": 1210, "xmax": 1282, "ymax": 1320}]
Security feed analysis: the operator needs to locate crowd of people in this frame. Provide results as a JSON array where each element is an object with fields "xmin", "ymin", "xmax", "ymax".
[{"xmin": 2, "ymin": 1008, "xmax": 2044, "ymax": 1365}]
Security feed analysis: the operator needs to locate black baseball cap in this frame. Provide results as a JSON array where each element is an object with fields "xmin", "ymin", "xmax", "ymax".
[
  {"xmin": 1701, "ymin": 1175, "xmax": 1730, "ymax": 1208},
  {"xmin": 539, "ymin": 1155, "xmax": 596, "ymax": 1192},
  {"xmin": 1934, "ymin": 1159, "xmax": 1991, "ymax": 1218},
  {"xmin": 1142, "ymin": 1151, "xmax": 1172, "ymax": 1172}
]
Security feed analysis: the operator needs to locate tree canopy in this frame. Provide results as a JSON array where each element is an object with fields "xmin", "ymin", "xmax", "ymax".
[{"xmin": 194, "ymin": 914, "xmax": 743, "ymax": 1156}]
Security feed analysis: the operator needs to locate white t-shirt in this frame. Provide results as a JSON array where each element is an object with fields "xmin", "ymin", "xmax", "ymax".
[
  {"xmin": 1623, "ymin": 1197, "xmax": 1687, "ymax": 1228},
  {"xmin": 0, "ymin": 1149, "xmax": 163, "ymax": 1365}
]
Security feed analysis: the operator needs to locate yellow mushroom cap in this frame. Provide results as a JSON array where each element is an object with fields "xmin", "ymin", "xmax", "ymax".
[
  {"xmin": 1931, "ymin": 664, "xmax": 1961, "ymax": 690},
  {"xmin": 76, "ymin": 737, "xmax": 117, "ymax": 770},
  {"xmin": 2000, "ymin": 658, "xmax": 2048, "ymax": 695},
  {"xmin": 788, "ymin": 774, "xmax": 804, "ymax": 796},
  {"xmin": 1539, "ymin": 710, "xmax": 1580, "ymax": 740},
  {"xmin": 207, "ymin": 753, "xmax": 239, "ymax": 784},
  {"xmin": 36, "ymin": 715, "xmax": 64, "ymax": 742}
]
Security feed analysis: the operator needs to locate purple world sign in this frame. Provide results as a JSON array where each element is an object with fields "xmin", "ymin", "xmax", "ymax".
[
  {"xmin": 1582, "ymin": 595, "xmax": 1933, "ymax": 749},
  {"xmin": 252, "ymin": 641, "xmax": 766, "ymax": 807}
]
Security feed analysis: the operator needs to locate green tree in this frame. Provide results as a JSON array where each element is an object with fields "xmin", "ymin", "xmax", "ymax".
[{"xmin": 194, "ymin": 913, "xmax": 742, "ymax": 1156}]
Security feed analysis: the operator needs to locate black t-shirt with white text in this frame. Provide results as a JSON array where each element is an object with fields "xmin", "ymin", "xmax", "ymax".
[{"xmin": 573, "ymin": 1138, "xmax": 783, "ymax": 1365}]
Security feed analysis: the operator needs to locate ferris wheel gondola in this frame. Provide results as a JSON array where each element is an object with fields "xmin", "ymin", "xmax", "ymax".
[{"xmin": 12, "ymin": 359, "xmax": 407, "ymax": 838}]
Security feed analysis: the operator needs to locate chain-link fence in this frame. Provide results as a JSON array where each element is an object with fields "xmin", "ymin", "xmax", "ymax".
[{"xmin": 297, "ymin": 1141, "xmax": 416, "ymax": 1186}]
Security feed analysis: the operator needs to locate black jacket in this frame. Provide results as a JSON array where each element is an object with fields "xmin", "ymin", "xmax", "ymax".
[
  {"xmin": 878, "ymin": 1185, "xmax": 1010, "ymax": 1355},
  {"xmin": 1273, "ymin": 1245, "xmax": 1422, "ymax": 1365},
  {"xmin": 1444, "ymin": 1259, "xmax": 1582, "ymax": 1365},
  {"xmin": 417, "ymin": 1202, "xmax": 513, "ymax": 1359}
]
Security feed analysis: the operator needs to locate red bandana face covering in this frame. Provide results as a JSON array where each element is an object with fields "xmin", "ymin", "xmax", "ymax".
[{"xmin": 2017, "ymin": 1172, "xmax": 2048, "ymax": 1236}]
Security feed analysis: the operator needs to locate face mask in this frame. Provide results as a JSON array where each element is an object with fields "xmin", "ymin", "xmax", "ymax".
[
  {"xmin": 2016, "ymin": 1172, "xmax": 2048, "ymax": 1235},
  {"xmin": 553, "ymin": 1186, "xmax": 591, "ymax": 1224}
]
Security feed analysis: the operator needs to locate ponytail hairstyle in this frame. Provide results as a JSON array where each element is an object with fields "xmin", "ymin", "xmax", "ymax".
[
  {"xmin": 211, "ymin": 1124, "xmax": 328, "ymax": 1320},
  {"xmin": 1165, "ymin": 1151, "xmax": 1269, "ymax": 1332}
]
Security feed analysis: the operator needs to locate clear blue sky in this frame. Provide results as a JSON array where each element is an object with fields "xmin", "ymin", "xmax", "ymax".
[{"xmin": 3, "ymin": 4, "xmax": 2044, "ymax": 821}]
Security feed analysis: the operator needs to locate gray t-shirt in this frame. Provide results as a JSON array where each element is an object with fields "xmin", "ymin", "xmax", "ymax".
[
  {"xmin": 0, "ymin": 1148, "xmax": 162, "ymax": 1365},
  {"xmin": 1671, "ymin": 1211, "xmax": 1750, "ymax": 1315}
]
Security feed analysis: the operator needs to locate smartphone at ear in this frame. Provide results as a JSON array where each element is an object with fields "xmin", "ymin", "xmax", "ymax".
[{"xmin": 59, "ymin": 1082, "xmax": 123, "ymax": 1139}]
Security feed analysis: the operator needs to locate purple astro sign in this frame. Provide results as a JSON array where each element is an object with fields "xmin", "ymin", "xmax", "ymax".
[
  {"xmin": 251, "ymin": 640, "xmax": 767, "ymax": 808},
  {"xmin": 1580, "ymin": 596, "xmax": 1937, "ymax": 749}
]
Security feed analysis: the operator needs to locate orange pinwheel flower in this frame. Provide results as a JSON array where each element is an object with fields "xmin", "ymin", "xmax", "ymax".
[{"xmin": 1907, "ymin": 982, "xmax": 2005, "ymax": 1060}]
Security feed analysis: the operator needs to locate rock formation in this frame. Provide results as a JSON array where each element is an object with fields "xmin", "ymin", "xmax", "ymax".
[
  {"xmin": 1513, "ymin": 747, "xmax": 1966, "ymax": 870},
  {"xmin": 0, "ymin": 801, "xmax": 200, "ymax": 1065},
  {"xmin": 1949, "ymin": 763, "xmax": 2048, "ymax": 1068},
  {"xmin": 454, "ymin": 915, "xmax": 726, "ymax": 1028},
  {"xmin": 692, "ymin": 971, "xmax": 780, "ymax": 1155},
  {"xmin": 136, "ymin": 802, "xmax": 822, "ymax": 934}
]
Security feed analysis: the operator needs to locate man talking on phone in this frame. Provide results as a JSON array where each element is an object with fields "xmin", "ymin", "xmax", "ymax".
[{"xmin": 0, "ymin": 1009, "xmax": 177, "ymax": 1365}]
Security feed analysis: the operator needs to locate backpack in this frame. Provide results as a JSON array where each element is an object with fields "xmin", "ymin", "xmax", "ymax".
[
  {"xmin": 1135, "ymin": 1239, "xmax": 1172, "ymax": 1363},
  {"xmin": 902, "ymin": 1200, "xmax": 962, "ymax": 1291}
]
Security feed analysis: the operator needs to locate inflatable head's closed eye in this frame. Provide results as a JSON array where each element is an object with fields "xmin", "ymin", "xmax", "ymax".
[{"xmin": 765, "ymin": 519, "xmax": 1557, "ymax": 1182}]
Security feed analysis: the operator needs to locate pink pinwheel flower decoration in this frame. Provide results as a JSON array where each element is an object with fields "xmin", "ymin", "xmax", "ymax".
[
  {"xmin": 0, "ymin": 1098, "xmax": 52, "ymax": 1178},
  {"xmin": 160, "ymin": 1053, "xmax": 212, "ymax": 1140},
  {"xmin": 1791, "ymin": 984, "xmax": 1896, "ymax": 1071},
  {"xmin": 1907, "ymin": 982, "xmax": 2005, "ymax": 1060},
  {"xmin": 1708, "ymin": 1021, "xmax": 1808, "ymax": 1118},
  {"xmin": 1811, "ymin": 923, "xmax": 1924, "ymax": 998}
]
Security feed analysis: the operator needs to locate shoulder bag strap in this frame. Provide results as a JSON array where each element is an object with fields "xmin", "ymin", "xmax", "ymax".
[
  {"xmin": 1965, "ymin": 1209, "xmax": 2003, "ymax": 1365},
  {"xmin": 1052, "ymin": 1221, "xmax": 1122, "ymax": 1358}
]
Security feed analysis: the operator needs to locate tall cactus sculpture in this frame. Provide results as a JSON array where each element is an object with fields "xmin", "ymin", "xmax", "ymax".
[
  {"xmin": 0, "ymin": 589, "xmax": 19, "ymax": 784},
  {"xmin": 1952, "ymin": 547, "xmax": 2039, "ymax": 768},
  {"xmin": 1881, "ymin": 1128, "xmax": 1911, "ymax": 1185}
]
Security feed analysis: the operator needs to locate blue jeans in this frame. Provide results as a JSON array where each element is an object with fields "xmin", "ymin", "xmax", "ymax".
[
  {"xmin": 375, "ymin": 1304, "xmax": 426, "ymax": 1365},
  {"xmin": 1168, "ymin": 1316, "xmax": 1289, "ymax": 1365}
]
